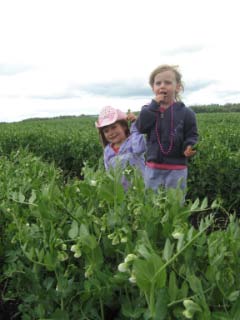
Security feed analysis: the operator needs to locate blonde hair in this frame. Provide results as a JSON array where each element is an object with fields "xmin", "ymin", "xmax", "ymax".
[{"xmin": 149, "ymin": 64, "xmax": 184, "ymax": 101}]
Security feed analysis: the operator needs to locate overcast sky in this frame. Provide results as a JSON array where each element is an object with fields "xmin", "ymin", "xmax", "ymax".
[{"xmin": 1, "ymin": 0, "xmax": 240, "ymax": 122}]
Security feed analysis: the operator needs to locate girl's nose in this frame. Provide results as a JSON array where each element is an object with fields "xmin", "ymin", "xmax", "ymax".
[{"xmin": 107, "ymin": 128, "xmax": 115, "ymax": 136}]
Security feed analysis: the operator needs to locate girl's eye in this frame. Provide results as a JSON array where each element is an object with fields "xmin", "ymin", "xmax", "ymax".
[{"xmin": 103, "ymin": 128, "xmax": 109, "ymax": 134}]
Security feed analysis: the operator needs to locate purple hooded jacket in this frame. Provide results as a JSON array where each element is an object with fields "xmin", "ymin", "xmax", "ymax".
[{"xmin": 104, "ymin": 122, "xmax": 146, "ymax": 175}]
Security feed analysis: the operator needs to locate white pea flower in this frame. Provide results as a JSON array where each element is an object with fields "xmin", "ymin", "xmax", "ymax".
[
  {"xmin": 74, "ymin": 251, "xmax": 82, "ymax": 258},
  {"xmin": 70, "ymin": 244, "xmax": 78, "ymax": 252},
  {"xmin": 71, "ymin": 244, "xmax": 81, "ymax": 258},
  {"xmin": 90, "ymin": 180, "xmax": 97, "ymax": 186},
  {"xmin": 172, "ymin": 231, "xmax": 184, "ymax": 240},
  {"xmin": 58, "ymin": 251, "xmax": 68, "ymax": 261},
  {"xmin": 124, "ymin": 254, "xmax": 137, "ymax": 263},
  {"xmin": 85, "ymin": 266, "xmax": 93, "ymax": 278},
  {"xmin": 120, "ymin": 236, "xmax": 128, "ymax": 243},
  {"xmin": 61, "ymin": 243, "xmax": 67, "ymax": 250},
  {"xmin": 112, "ymin": 236, "xmax": 119, "ymax": 245},
  {"xmin": 118, "ymin": 262, "xmax": 128, "ymax": 273},
  {"xmin": 129, "ymin": 274, "xmax": 137, "ymax": 284},
  {"xmin": 182, "ymin": 310, "xmax": 192, "ymax": 319}
]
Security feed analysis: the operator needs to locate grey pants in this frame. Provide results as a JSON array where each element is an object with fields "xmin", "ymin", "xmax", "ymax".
[{"xmin": 144, "ymin": 166, "xmax": 188, "ymax": 192}]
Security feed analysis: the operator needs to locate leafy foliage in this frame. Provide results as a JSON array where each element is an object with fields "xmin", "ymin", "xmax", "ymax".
[
  {"xmin": 191, "ymin": 103, "xmax": 240, "ymax": 113},
  {"xmin": 187, "ymin": 113, "xmax": 240, "ymax": 213},
  {"xmin": 1, "ymin": 150, "xmax": 240, "ymax": 319},
  {"xmin": 0, "ymin": 113, "xmax": 239, "ymax": 212},
  {"xmin": 0, "ymin": 116, "xmax": 102, "ymax": 177}
]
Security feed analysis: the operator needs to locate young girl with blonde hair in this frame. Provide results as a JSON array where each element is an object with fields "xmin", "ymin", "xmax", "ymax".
[{"xmin": 136, "ymin": 64, "xmax": 198, "ymax": 192}]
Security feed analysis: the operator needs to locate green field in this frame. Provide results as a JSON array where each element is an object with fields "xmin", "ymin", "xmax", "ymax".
[{"xmin": 0, "ymin": 112, "xmax": 239, "ymax": 319}]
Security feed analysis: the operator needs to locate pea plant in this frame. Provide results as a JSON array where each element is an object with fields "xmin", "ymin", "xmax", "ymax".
[{"xmin": 1, "ymin": 150, "xmax": 240, "ymax": 319}]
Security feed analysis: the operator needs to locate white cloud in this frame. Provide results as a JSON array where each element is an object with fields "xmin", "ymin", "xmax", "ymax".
[{"xmin": 0, "ymin": 0, "xmax": 240, "ymax": 122}]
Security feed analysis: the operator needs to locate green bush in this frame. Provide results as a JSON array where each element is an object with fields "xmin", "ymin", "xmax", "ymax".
[{"xmin": 1, "ymin": 150, "xmax": 240, "ymax": 319}]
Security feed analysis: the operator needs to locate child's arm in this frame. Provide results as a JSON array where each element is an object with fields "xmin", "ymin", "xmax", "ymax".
[
  {"xmin": 183, "ymin": 109, "xmax": 198, "ymax": 157},
  {"xmin": 129, "ymin": 121, "xmax": 146, "ymax": 154},
  {"xmin": 135, "ymin": 100, "xmax": 159, "ymax": 133},
  {"xmin": 126, "ymin": 112, "xmax": 137, "ymax": 123},
  {"xmin": 184, "ymin": 145, "xmax": 196, "ymax": 157}
]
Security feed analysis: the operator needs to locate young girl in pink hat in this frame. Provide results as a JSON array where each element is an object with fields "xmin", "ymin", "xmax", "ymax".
[{"xmin": 96, "ymin": 106, "xmax": 146, "ymax": 188}]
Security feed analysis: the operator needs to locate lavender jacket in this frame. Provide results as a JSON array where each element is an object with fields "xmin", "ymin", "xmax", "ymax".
[{"xmin": 104, "ymin": 122, "xmax": 146, "ymax": 174}]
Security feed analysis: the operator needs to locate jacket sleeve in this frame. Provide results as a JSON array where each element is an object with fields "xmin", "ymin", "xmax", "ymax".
[
  {"xmin": 135, "ymin": 100, "xmax": 159, "ymax": 133},
  {"xmin": 183, "ymin": 108, "xmax": 198, "ymax": 151},
  {"xmin": 130, "ymin": 122, "xmax": 146, "ymax": 154}
]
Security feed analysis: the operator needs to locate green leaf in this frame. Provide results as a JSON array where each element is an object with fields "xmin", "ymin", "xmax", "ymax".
[
  {"xmin": 29, "ymin": 189, "xmax": 37, "ymax": 204},
  {"xmin": 44, "ymin": 252, "xmax": 57, "ymax": 271},
  {"xmin": 176, "ymin": 234, "xmax": 185, "ymax": 252},
  {"xmin": 154, "ymin": 288, "xmax": 169, "ymax": 320},
  {"xmin": 227, "ymin": 290, "xmax": 240, "ymax": 302},
  {"xmin": 82, "ymin": 234, "xmax": 97, "ymax": 250},
  {"xmin": 168, "ymin": 271, "xmax": 178, "ymax": 301},
  {"xmin": 43, "ymin": 277, "xmax": 55, "ymax": 291},
  {"xmin": 133, "ymin": 254, "xmax": 166, "ymax": 294},
  {"xmin": 137, "ymin": 244, "xmax": 152, "ymax": 259},
  {"xmin": 25, "ymin": 247, "xmax": 34, "ymax": 260},
  {"xmin": 79, "ymin": 224, "xmax": 97, "ymax": 249},
  {"xmin": 211, "ymin": 199, "xmax": 219, "ymax": 209},
  {"xmin": 178, "ymin": 281, "xmax": 189, "ymax": 299},
  {"xmin": 190, "ymin": 198, "xmax": 200, "ymax": 211},
  {"xmin": 163, "ymin": 238, "xmax": 173, "ymax": 261},
  {"xmin": 68, "ymin": 220, "xmax": 79, "ymax": 239},
  {"xmin": 51, "ymin": 309, "xmax": 69, "ymax": 320},
  {"xmin": 212, "ymin": 312, "xmax": 232, "ymax": 320},
  {"xmin": 230, "ymin": 296, "xmax": 240, "ymax": 319},
  {"xmin": 200, "ymin": 197, "xmax": 208, "ymax": 210},
  {"xmin": 133, "ymin": 259, "xmax": 152, "ymax": 293},
  {"xmin": 79, "ymin": 223, "xmax": 89, "ymax": 238},
  {"xmin": 187, "ymin": 274, "xmax": 203, "ymax": 295},
  {"xmin": 122, "ymin": 301, "xmax": 145, "ymax": 318},
  {"xmin": 19, "ymin": 192, "xmax": 25, "ymax": 203}
]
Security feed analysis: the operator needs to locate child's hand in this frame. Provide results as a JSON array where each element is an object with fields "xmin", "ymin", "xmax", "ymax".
[
  {"xmin": 127, "ymin": 112, "xmax": 137, "ymax": 123},
  {"xmin": 154, "ymin": 93, "xmax": 166, "ymax": 104},
  {"xmin": 184, "ymin": 145, "xmax": 196, "ymax": 157}
]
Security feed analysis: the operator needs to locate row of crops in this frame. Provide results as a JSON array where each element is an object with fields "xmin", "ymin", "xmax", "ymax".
[
  {"xmin": 0, "ymin": 112, "xmax": 240, "ymax": 319},
  {"xmin": 0, "ymin": 116, "xmax": 102, "ymax": 177},
  {"xmin": 0, "ymin": 113, "xmax": 239, "ymax": 211}
]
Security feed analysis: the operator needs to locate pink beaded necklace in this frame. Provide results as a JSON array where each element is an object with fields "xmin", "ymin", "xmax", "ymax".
[{"xmin": 155, "ymin": 103, "xmax": 174, "ymax": 155}]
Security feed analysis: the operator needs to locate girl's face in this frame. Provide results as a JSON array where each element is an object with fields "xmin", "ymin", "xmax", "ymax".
[
  {"xmin": 152, "ymin": 70, "xmax": 180, "ymax": 104},
  {"xmin": 102, "ymin": 122, "xmax": 127, "ymax": 146}
]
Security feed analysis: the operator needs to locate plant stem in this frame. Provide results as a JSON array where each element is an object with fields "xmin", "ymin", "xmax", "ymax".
[
  {"xmin": 153, "ymin": 222, "xmax": 212, "ymax": 282},
  {"xmin": 100, "ymin": 297, "xmax": 104, "ymax": 320}
]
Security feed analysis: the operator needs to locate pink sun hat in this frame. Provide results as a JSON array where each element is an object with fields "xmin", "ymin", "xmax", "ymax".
[{"xmin": 95, "ymin": 106, "xmax": 127, "ymax": 128}]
